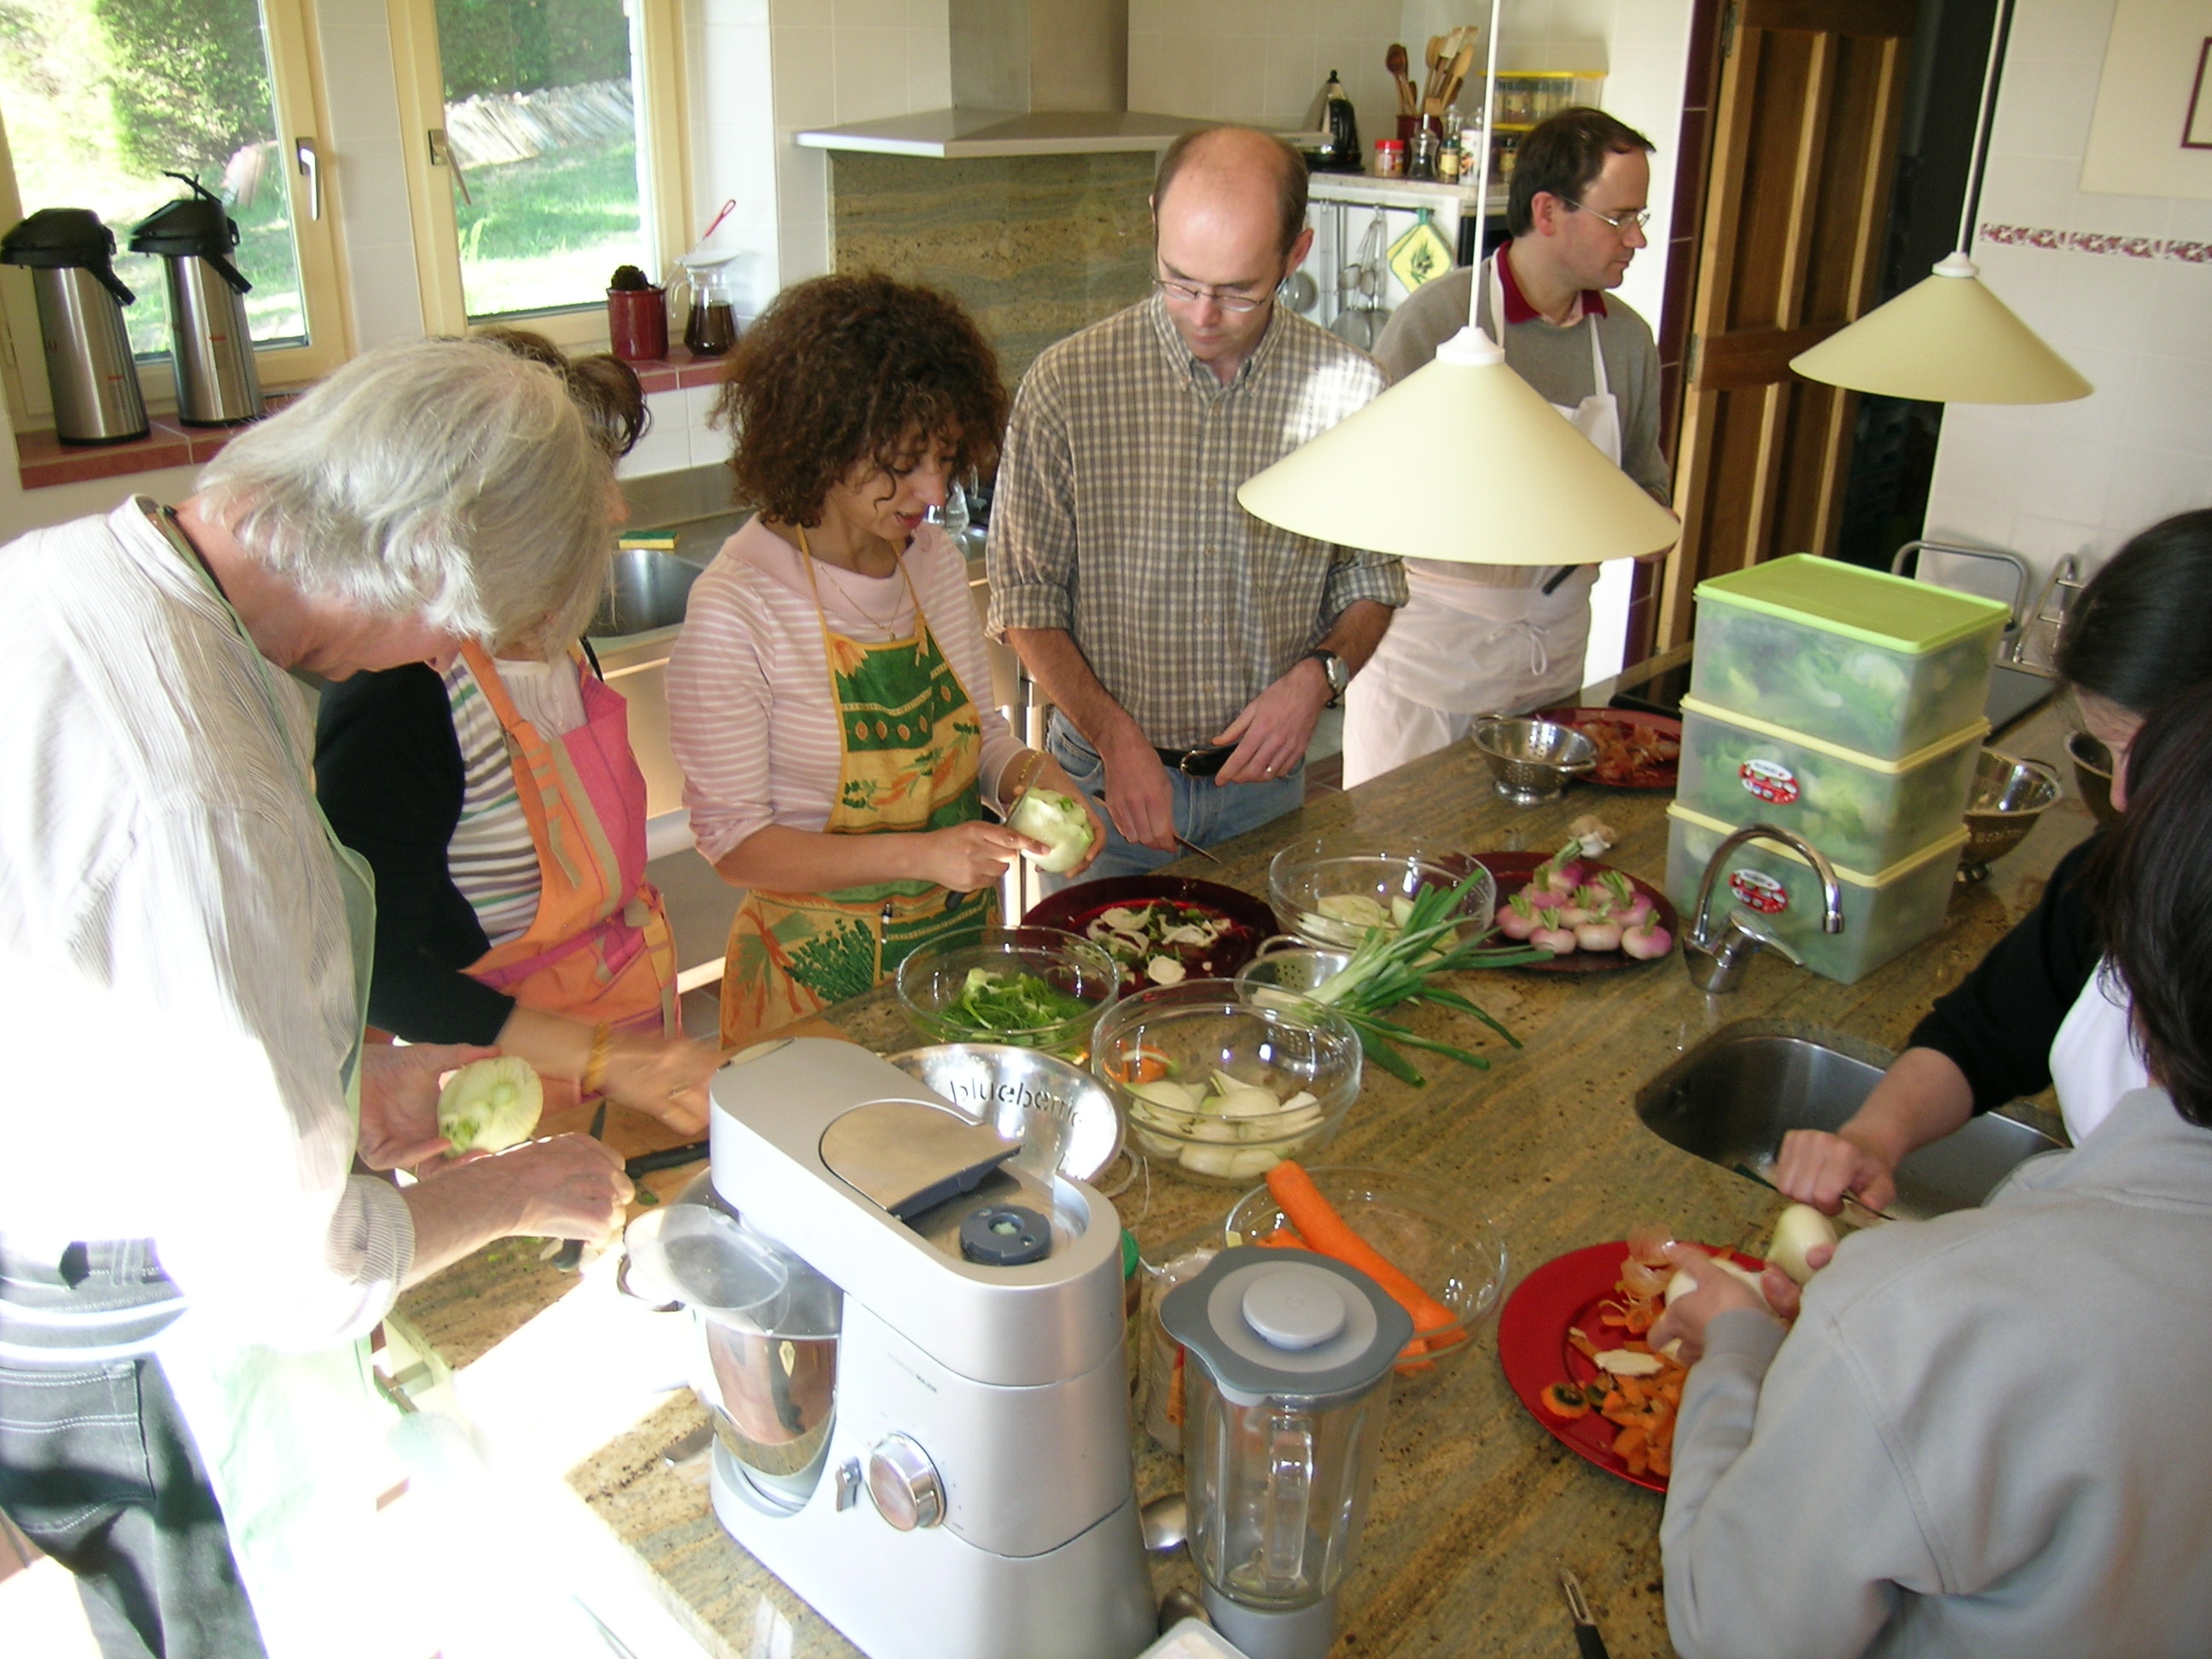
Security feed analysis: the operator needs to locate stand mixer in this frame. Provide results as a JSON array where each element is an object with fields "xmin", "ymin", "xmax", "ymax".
[{"xmin": 657, "ymin": 1036, "xmax": 1156, "ymax": 1659}]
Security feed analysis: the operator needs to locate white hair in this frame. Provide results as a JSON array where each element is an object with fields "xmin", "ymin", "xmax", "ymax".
[{"xmin": 196, "ymin": 338, "xmax": 612, "ymax": 649}]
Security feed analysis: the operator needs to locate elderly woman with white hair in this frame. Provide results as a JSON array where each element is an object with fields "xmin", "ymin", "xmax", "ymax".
[{"xmin": 0, "ymin": 339, "xmax": 634, "ymax": 1659}]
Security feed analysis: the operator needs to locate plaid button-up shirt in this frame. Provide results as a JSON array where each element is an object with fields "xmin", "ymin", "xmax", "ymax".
[{"xmin": 987, "ymin": 294, "xmax": 1406, "ymax": 751}]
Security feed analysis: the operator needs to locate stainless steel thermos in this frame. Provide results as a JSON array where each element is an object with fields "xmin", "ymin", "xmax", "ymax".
[
  {"xmin": 0, "ymin": 208, "xmax": 149, "ymax": 445},
  {"xmin": 131, "ymin": 175, "xmax": 263, "ymax": 427}
]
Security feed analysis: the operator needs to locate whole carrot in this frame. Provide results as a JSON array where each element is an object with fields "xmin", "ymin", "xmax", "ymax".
[{"xmin": 1264, "ymin": 1161, "xmax": 1466, "ymax": 1348}]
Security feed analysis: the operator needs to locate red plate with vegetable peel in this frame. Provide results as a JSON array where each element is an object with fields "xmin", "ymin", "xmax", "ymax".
[
  {"xmin": 1499, "ymin": 1240, "xmax": 1767, "ymax": 1493},
  {"xmin": 1023, "ymin": 876, "xmax": 1276, "ymax": 996},
  {"xmin": 1535, "ymin": 707, "xmax": 1683, "ymax": 789},
  {"xmin": 1448, "ymin": 853, "xmax": 1678, "ymax": 975}
]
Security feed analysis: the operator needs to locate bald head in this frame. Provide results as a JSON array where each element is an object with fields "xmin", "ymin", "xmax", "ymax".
[{"xmin": 1153, "ymin": 125, "xmax": 1309, "ymax": 259}]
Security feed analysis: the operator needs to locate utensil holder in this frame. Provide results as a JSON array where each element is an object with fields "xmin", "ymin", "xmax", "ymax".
[{"xmin": 607, "ymin": 285, "xmax": 668, "ymax": 362}]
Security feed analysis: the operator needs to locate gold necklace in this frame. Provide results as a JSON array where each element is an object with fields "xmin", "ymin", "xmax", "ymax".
[{"xmin": 799, "ymin": 527, "xmax": 906, "ymax": 634}]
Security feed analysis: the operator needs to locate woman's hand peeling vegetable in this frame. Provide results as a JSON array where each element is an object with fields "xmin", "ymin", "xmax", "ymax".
[{"xmin": 1006, "ymin": 787, "xmax": 1097, "ymax": 874}]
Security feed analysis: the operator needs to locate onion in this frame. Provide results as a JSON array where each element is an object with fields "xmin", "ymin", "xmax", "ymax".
[
  {"xmin": 1663, "ymin": 1252, "xmax": 1767, "ymax": 1303},
  {"xmin": 1624, "ymin": 1223, "xmax": 1677, "ymax": 1266},
  {"xmin": 1767, "ymin": 1203, "xmax": 1840, "ymax": 1286}
]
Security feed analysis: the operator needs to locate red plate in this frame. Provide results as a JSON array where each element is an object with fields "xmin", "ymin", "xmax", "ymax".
[
  {"xmin": 1536, "ymin": 707, "xmax": 1683, "ymax": 789},
  {"xmin": 1455, "ymin": 852, "xmax": 1678, "ymax": 975},
  {"xmin": 1498, "ymin": 1240, "xmax": 1766, "ymax": 1493},
  {"xmin": 1023, "ymin": 875, "xmax": 1277, "ymax": 995}
]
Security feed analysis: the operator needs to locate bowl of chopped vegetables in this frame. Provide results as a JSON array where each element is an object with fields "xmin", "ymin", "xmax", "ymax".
[
  {"xmin": 894, "ymin": 927, "xmax": 1121, "ymax": 1057},
  {"xmin": 1266, "ymin": 838, "xmax": 1496, "ymax": 952},
  {"xmin": 1091, "ymin": 983, "xmax": 1361, "ymax": 1185},
  {"xmin": 1221, "ymin": 1162, "xmax": 1509, "ymax": 1374}
]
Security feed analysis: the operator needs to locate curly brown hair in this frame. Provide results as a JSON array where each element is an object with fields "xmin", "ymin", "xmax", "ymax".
[{"xmin": 714, "ymin": 273, "xmax": 1007, "ymax": 526}]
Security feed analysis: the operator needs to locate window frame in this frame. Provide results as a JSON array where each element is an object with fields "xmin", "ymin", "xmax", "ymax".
[
  {"xmin": 386, "ymin": 0, "xmax": 692, "ymax": 351},
  {"xmin": 0, "ymin": 0, "xmax": 355, "ymax": 428}
]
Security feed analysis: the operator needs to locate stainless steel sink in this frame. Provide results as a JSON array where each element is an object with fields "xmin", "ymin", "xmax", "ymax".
[
  {"xmin": 1635, "ymin": 1020, "xmax": 2065, "ymax": 1220},
  {"xmin": 590, "ymin": 547, "xmax": 701, "ymax": 639}
]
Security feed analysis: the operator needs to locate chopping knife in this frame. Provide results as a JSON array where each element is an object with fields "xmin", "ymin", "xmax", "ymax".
[{"xmin": 1560, "ymin": 1568, "xmax": 1610, "ymax": 1659}]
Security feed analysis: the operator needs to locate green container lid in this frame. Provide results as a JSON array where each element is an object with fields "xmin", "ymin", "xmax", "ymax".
[{"xmin": 1695, "ymin": 554, "xmax": 2010, "ymax": 655}]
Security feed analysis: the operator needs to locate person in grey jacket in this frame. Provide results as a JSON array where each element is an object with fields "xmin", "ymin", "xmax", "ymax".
[{"xmin": 1652, "ymin": 678, "xmax": 2212, "ymax": 1659}]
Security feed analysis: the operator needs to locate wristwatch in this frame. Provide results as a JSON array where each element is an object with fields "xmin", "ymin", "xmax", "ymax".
[{"xmin": 1303, "ymin": 649, "xmax": 1350, "ymax": 707}]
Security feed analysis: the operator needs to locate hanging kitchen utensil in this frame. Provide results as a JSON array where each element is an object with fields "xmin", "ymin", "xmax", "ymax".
[
  {"xmin": 1279, "ymin": 268, "xmax": 1319, "ymax": 315},
  {"xmin": 1387, "ymin": 207, "xmax": 1453, "ymax": 293}
]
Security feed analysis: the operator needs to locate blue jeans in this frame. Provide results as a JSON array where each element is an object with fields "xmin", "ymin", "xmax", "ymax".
[{"xmin": 1044, "ymin": 713, "xmax": 1304, "ymax": 889}]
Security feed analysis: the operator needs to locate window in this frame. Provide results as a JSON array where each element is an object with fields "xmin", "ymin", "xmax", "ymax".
[
  {"xmin": 0, "ymin": 0, "xmax": 351, "ymax": 423},
  {"xmin": 389, "ymin": 0, "xmax": 690, "ymax": 346}
]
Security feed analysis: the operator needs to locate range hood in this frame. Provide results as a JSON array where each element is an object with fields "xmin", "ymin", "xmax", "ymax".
[{"xmin": 795, "ymin": 0, "xmax": 1307, "ymax": 159}]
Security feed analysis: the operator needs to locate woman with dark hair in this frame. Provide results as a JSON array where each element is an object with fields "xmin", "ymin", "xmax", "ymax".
[
  {"xmin": 1652, "ymin": 679, "xmax": 2212, "ymax": 1658},
  {"xmin": 668, "ymin": 274, "xmax": 1103, "ymax": 1048},
  {"xmin": 1778, "ymin": 508, "xmax": 2212, "ymax": 1210},
  {"xmin": 315, "ymin": 329, "xmax": 713, "ymax": 1140}
]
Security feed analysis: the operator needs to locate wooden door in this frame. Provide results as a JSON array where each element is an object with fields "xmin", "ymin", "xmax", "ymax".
[{"xmin": 1656, "ymin": 0, "xmax": 1918, "ymax": 646}]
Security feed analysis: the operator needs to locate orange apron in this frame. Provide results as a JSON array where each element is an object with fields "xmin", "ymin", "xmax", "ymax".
[
  {"xmin": 458, "ymin": 641, "xmax": 679, "ymax": 1124},
  {"xmin": 719, "ymin": 537, "xmax": 991, "ymax": 1050}
]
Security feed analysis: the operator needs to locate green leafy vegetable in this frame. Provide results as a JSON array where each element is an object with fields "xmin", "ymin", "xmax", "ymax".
[{"xmin": 942, "ymin": 967, "xmax": 1091, "ymax": 1040}]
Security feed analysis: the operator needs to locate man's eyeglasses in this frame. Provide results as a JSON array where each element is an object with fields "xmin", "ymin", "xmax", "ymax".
[
  {"xmin": 1152, "ymin": 275, "xmax": 1272, "ymax": 313},
  {"xmin": 1567, "ymin": 201, "xmax": 1653, "ymax": 234}
]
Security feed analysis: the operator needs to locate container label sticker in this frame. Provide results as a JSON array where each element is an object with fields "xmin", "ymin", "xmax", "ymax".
[
  {"xmin": 1729, "ymin": 869, "xmax": 1789, "ymax": 915},
  {"xmin": 1739, "ymin": 758, "xmax": 1800, "ymax": 805}
]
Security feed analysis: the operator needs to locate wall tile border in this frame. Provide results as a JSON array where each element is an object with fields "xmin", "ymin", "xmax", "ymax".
[{"xmin": 1980, "ymin": 223, "xmax": 2212, "ymax": 263}]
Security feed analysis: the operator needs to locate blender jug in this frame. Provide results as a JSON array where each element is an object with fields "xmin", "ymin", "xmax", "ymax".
[
  {"xmin": 1161, "ymin": 1247, "xmax": 1412, "ymax": 1659},
  {"xmin": 626, "ymin": 1198, "xmax": 843, "ymax": 1508}
]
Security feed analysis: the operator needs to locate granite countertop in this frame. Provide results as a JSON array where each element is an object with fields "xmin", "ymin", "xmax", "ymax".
[{"xmin": 399, "ymin": 700, "xmax": 2091, "ymax": 1659}]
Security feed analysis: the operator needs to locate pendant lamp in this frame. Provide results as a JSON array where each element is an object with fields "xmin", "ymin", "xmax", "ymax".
[
  {"xmin": 1790, "ymin": 0, "xmax": 2089, "ymax": 405},
  {"xmin": 1236, "ymin": 0, "xmax": 1679, "ymax": 564}
]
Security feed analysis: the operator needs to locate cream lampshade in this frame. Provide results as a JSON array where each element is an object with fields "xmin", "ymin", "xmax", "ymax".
[
  {"xmin": 1790, "ymin": 253, "xmax": 2092, "ymax": 405},
  {"xmin": 1236, "ymin": 326, "xmax": 1680, "ymax": 562}
]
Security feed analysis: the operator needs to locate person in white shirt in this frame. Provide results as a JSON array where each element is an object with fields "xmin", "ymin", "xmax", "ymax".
[{"xmin": 0, "ymin": 340, "xmax": 633, "ymax": 1659}]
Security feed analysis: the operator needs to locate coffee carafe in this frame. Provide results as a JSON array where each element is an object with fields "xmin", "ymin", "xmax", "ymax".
[
  {"xmin": 1161, "ymin": 1248, "xmax": 1412, "ymax": 1659},
  {"xmin": 0, "ymin": 208, "xmax": 148, "ymax": 445},
  {"xmin": 130, "ymin": 174, "xmax": 263, "ymax": 427},
  {"xmin": 678, "ymin": 253, "xmax": 739, "ymax": 357}
]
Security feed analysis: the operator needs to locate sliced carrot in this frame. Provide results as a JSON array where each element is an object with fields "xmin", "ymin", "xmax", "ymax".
[
  {"xmin": 1254, "ymin": 1225, "xmax": 1310, "ymax": 1249},
  {"xmin": 1265, "ymin": 1161, "xmax": 1460, "ymax": 1338},
  {"xmin": 1541, "ymin": 1382, "xmax": 1591, "ymax": 1420},
  {"xmin": 1167, "ymin": 1347, "xmax": 1185, "ymax": 1428},
  {"xmin": 1613, "ymin": 1424, "xmax": 1646, "ymax": 1459},
  {"xmin": 1566, "ymin": 1327, "xmax": 1601, "ymax": 1361},
  {"xmin": 1116, "ymin": 1050, "xmax": 1172, "ymax": 1085}
]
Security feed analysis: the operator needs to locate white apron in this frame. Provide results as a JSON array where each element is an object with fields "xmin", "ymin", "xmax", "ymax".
[
  {"xmin": 146, "ymin": 509, "xmax": 403, "ymax": 1659},
  {"xmin": 1363, "ymin": 256, "xmax": 1624, "ymax": 718},
  {"xmin": 2048, "ymin": 959, "xmax": 2149, "ymax": 1145}
]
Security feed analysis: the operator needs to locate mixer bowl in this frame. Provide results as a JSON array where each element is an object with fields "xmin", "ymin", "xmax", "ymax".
[
  {"xmin": 888, "ymin": 1044, "xmax": 1124, "ymax": 1186},
  {"xmin": 1959, "ymin": 750, "xmax": 2063, "ymax": 882},
  {"xmin": 1470, "ymin": 718, "xmax": 1598, "ymax": 805}
]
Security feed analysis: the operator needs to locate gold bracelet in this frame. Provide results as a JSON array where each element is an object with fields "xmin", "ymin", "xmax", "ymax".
[
  {"xmin": 1006, "ymin": 748, "xmax": 1047, "ymax": 806},
  {"xmin": 580, "ymin": 1023, "xmax": 614, "ymax": 1096}
]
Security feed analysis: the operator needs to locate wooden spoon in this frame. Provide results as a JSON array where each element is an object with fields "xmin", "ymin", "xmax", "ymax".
[{"xmin": 1385, "ymin": 42, "xmax": 1412, "ymax": 115}]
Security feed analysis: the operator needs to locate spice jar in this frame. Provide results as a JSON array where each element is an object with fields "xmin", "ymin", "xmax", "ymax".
[{"xmin": 1372, "ymin": 137, "xmax": 1406, "ymax": 178}]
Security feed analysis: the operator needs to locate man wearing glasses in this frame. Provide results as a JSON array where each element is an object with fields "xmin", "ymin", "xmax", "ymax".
[
  {"xmin": 989, "ymin": 125, "xmax": 1405, "ymax": 882},
  {"xmin": 1342, "ymin": 108, "xmax": 1674, "ymax": 789}
]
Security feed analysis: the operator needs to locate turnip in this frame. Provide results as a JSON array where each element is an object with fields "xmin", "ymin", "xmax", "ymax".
[
  {"xmin": 1529, "ymin": 923, "xmax": 1578, "ymax": 955},
  {"xmin": 1574, "ymin": 918, "xmax": 1622, "ymax": 952},
  {"xmin": 1519, "ymin": 883, "xmax": 1563, "ymax": 911},
  {"xmin": 1613, "ymin": 892, "xmax": 1656, "ymax": 929},
  {"xmin": 437, "ymin": 1056, "xmax": 544, "ymax": 1154},
  {"xmin": 1007, "ymin": 789, "xmax": 1096, "ymax": 874},
  {"xmin": 1497, "ymin": 893, "xmax": 1540, "ymax": 940},
  {"xmin": 1620, "ymin": 920, "xmax": 1673, "ymax": 960}
]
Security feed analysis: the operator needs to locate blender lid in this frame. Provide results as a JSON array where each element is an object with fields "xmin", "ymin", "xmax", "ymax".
[
  {"xmin": 1161, "ymin": 1246, "xmax": 1412, "ymax": 1408},
  {"xmin": 2, "ymin": 207, "xmax": 119, "ymax": 268}
]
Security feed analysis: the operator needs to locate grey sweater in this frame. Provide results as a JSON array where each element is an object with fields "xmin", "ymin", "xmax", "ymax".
[{"xmin": 1662, "ymin": 1086, "xmax": 2212, "ymax": 1658}]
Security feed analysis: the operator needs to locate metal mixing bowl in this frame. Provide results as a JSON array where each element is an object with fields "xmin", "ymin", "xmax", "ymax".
[
  {"xmin": 887, "ymin": 1044, "xmax": 1124, "ymax": 1187},
  {"xmin": 1470, "ymin": 718, "xmax": 1598, "ymax": 805},
  {"xmin": 1959, "ymin": 749, "xmax": 2063, "ymax": 882}
]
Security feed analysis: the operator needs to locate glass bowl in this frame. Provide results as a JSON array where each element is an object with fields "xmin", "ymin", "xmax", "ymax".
[
  {"xmin": 894, "ymin": 927, "xmax": 1120, "ymax": 1057},
  {"xmin": 1090, "ymin": 982, "xmax": 1362, "ymax": 1186},
  {"xmin": 1221, "ymin": 1164, "xmax": 1508, "ymax": 1373},
  {"xmin": 1266, "ymin": 836, "xmax": 1495, "ymax": 952},
  {"xmin": 1231, "ymin": 940, "xmax": 1353, "ymax": 1011}
]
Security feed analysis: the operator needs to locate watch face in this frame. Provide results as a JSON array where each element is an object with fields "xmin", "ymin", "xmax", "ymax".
[{"xmin": 1324, "ymin": 652, "xmax": 1349, "ymax": 692}]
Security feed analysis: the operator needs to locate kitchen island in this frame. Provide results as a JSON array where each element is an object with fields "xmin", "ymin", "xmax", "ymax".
[{"xmin": 398, "ymin": 699, "xmax": 2091, "ymax": 1659}]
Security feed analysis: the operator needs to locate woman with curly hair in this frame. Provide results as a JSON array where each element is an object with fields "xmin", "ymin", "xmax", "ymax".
[{"xmin": 669, "ymin": 275, "xmax": 1102, "ymax": 1047}]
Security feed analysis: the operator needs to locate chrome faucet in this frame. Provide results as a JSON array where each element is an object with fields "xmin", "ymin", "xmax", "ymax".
[{"xmin": 1682, "ymin": 824, "xmax": 1845, "ymax": 993}]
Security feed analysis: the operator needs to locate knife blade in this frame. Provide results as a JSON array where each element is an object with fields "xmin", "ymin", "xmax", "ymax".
[
  {"xmin": 1561, "ymin": 1568, "xmax": 1610, "ymax": 1659},
  {"xmin": 1174, "ymin": 833, "xmax": 1223, "ymax": 865},
  {"xmin": 1730, "ymin": 1159, "xmax": 1895, "ymax": 1224},
  {"xmin": 551, "ymin": 1100, "xmax": 611, "ymax": 1272}
]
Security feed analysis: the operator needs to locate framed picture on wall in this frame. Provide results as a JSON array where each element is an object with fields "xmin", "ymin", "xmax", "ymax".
[
  {"xmin": 2081, "ymin": 0, "xmax": 2212, "ymax": 198},
  {"xmin": 2186, "ymin": 36, "xmax": 2212, "ymax": 148}
]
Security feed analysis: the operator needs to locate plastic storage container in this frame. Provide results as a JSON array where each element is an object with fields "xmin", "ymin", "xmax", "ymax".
[
  {"xmin": 1689, "ymin": 555, "xmax": 2009, "ymax": 760},
  {"xmin": 1664, "ymin": 802, "xmax": 1969, "ymax": 986},
  {"xmin": 1674, "ymin": 696, "xmax": 1987, "ymax": 873}
]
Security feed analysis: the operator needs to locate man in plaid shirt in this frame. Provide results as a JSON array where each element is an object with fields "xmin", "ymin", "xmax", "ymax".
[{"xmin": 988, "ymin": 125, "xmax": 1406, "ymax": 882}]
